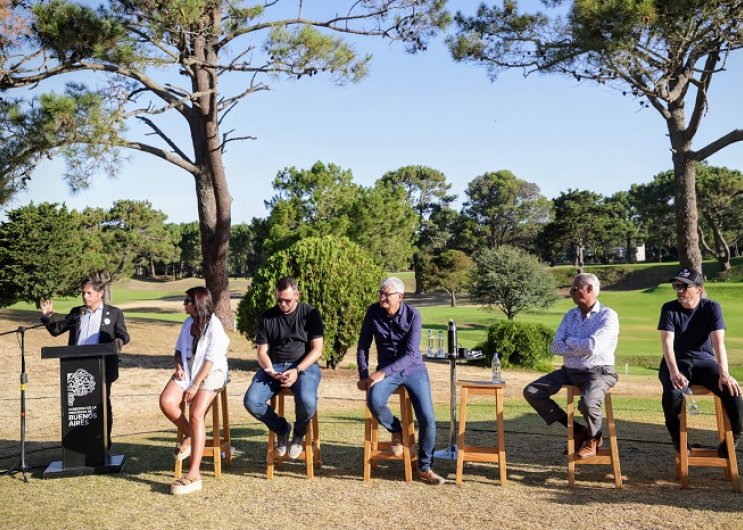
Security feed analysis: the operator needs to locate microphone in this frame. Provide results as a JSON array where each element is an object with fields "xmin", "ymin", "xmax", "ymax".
[{"xmin": 63, "ymin": 308, "xmax": 87, "ymax": 323}]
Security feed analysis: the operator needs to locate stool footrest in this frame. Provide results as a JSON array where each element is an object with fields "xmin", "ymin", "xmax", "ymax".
[
  {"xmin": 459, "ymin": 445, "xmax": 502, "ymax": 463},
  {"xmin": 569, "ymin": 451, "xmax": 612, "ymax": 465}
]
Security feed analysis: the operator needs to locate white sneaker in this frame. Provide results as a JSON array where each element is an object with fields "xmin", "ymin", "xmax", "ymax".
[
  {"xmin": 275, "ymin": 424, "xmax": 290, "ymax": 457},
  {"xmin": 288, "ymin": 437, "xmax": 304, "ymax": 459}
]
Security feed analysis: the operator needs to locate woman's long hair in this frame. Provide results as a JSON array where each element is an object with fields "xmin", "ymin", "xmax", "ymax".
[{"xmin": 186, "ymin": 287, "xmax": 213, "ymax": 351}]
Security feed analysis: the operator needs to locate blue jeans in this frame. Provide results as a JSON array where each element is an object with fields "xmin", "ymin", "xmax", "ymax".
[
  {"xmin": 243, "ymin": 362, "xmax": 321, "ymax": 438},
  {"xmin": 367, "ymin": 368, "xmax": 436, "ymax": 471}
]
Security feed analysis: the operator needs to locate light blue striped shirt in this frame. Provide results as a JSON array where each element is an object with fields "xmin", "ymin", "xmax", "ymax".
[{"xmin": 77, "ymin": 304, "xmax": 103, "ymax": 345}]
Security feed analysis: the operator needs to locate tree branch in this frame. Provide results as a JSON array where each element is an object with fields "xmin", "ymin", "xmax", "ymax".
[
  {"xmin": 693, "ymin": 129, "xmax": 743, "ymax": 161},
  {"xmin": 131, "ymin": 117, "xmax": 193, "ymax": 166}
]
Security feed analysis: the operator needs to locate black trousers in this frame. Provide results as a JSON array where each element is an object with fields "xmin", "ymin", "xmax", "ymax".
[{"xmin": 659, "ymin": 357, "xmax": 743, "ymax": 437}]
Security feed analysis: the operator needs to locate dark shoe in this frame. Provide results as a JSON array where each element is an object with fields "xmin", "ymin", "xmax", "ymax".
[
  {"xmin": 577, "ymin": 436, "xmax": 603, "ymax": 459},
  {"xmin": 419, "ymin": 468, "xmax": 446, "ymax": 485},
  {"xmin": 390, "ymin": 431, "xmax": 404, "ymax": 457},
  {"xmin": 275, "ymin": 423, "xmax": 291, "ymax": 457},
  {"xmin": 671, "ymin": 434, "xmax": 692, "ymax": 456},
  {"xmin": 563, "ymin": 428, "xmax": 590, "ymax": 456},
  {"xmin": 717, "ymin": 435, "xmax": 740, "ymax": 459}
]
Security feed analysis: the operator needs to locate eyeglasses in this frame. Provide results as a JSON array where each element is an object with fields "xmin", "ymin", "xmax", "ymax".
[
  {"xmin": 183, "ymin": 298, "xmax": 193, "ymax": 304},
  {"xmin": 275, "ymin": 297, "xmax": 295, "ymax": 305},
  {"xmin": 672, "ymin": 283, "xmax": 691, "ymax": 292},
  {"xmin": 569, "ymin": 286, "xmax": 582, "ymax": 293},
  {"xmin": 378, "ymin": 291, "xmax": 401, "ymax": 299}
]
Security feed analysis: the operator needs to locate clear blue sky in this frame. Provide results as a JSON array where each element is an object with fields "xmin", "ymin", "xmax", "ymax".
[{"xmin": 8, "ymin": 0, "xmax": 743, "ymax": 224}]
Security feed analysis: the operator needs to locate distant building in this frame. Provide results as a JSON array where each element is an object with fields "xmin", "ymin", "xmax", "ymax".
[{"xmin": 613, "ymin": 244, "xmax": 646, "ymax": 263}]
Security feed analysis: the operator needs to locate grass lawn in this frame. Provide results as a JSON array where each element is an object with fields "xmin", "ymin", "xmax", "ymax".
[{"xmin": 2, "ymin": 275, "xmax": 743, "ymax": 529}]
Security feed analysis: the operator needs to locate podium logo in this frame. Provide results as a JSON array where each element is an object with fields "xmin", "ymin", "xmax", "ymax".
[{"xmin": 67, "ymin": 369, "xmax": 96, "ymax": 407}]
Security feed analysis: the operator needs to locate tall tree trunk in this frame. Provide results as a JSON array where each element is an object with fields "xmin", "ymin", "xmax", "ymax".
[
  {"xmin": 413, "ymin": 252, "xmax": 421, "ymax": 294},
  {"xmin": 190, "ymin": 10, "xmax": 233, "ymax": 329},
  {"xmin": 668, "ymin": 104, "xmax": 703, "ymax": 272},
  {"xmin": 672, "ymin": 155, "xmax": 703, "ymax": 272}
]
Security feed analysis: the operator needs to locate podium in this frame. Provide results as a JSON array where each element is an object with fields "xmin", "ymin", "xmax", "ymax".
[{"xmin": 41, "ymin": 343, "xmax": 125, "ymax": 478}]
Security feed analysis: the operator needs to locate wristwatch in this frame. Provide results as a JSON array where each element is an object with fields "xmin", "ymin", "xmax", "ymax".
[{"xmin": 295, "ymin": 366, "xmax": 303, "ymax": 375}]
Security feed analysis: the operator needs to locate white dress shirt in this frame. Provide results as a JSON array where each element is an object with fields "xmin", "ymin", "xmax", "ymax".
[{"xmin": 551, "ymin": 301, "xmax": 619, "ymax": 369}]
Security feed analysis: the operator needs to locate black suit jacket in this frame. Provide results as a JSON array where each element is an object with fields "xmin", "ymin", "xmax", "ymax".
[{"xmin": 41, "ymin": 304, "xmax": 130, "ymax": 383}]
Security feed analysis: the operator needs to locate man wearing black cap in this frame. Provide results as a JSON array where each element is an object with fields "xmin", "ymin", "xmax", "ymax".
[{"xmin": 658, "ymin": 268, "xmax": 742, "ymax": 457}]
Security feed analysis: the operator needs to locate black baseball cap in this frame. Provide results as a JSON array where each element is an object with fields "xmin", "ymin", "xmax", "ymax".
[{"xmin": 671, "ymin": 268, "xmax": 704, "ymax": 286}]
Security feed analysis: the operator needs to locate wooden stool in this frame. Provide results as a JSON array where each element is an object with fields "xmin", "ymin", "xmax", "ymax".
[
  {"xmin": 175, "ymin": 385, "xmax": 232, "ymax": 479},
  {"xmin": 364, "ymin": 385, "xmax": 417, "ymax": 482},
  {"xmin": 455, "ymin": 380, "xmax": 507, "ymax": 485},
  {"xmin": 565, "ymin": 385, "xmax": 622, "ymax": 488},
  {"xmin": 675, "ymin": 385, "xmax": 740, "ymax": 492},
  {"xmin": 266, "ymin": 388, "xmax": 321, "ymax": 479}
]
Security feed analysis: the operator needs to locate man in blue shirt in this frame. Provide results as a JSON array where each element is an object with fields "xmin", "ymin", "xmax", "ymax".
[
  {"xmin": 658, "ymin": 268, "xmax": 742, "ymax": 457},
  {"xmin": 357, "ymin": 277, "xmax": 445, "ymax": 485}
]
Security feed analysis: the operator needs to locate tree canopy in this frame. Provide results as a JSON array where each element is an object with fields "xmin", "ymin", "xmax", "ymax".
[
  {"xmin": 462, "ymin": 170, "xmax": 552, "ymax": 251},
  {"xmin": 418, "ymin": 249, "xmax": 475, "ymax": 307},
  {"xmin": 450, "ymin": 0, "xmax": 743, "ymax": 271},
  {"xmin": 469, "ymin": 245, "xmax": 558, "ymax": 320},
  {"xmin": 0, "ymin": 0, "xmax": 451, "ymax": 325},
  {"xmin": 0, "ymin": 202, "xmax": 85, "ymax": 307}
]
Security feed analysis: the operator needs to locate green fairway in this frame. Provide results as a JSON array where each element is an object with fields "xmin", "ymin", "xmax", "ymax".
[
  {"xmin": 8, "ymin": 274, "xmax": 743, "ymax": 377},
  {"xmin": 417, "ymin": 282, "xmax": 743, "ymax": 378}
]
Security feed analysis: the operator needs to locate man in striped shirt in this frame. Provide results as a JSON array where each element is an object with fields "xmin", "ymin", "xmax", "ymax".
[{"xmin": 523, "ymin": 273, "xmax": 619, "ymax": 459}]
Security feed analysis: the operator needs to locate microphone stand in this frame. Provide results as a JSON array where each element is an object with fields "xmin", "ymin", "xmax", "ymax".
[{"xmin": 0, "ymin": 321, "xmax": 48, "ymax": 482}]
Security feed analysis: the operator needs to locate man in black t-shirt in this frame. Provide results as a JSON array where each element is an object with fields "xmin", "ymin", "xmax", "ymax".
[
  {"xmin": 243, "ymin": 277, "xmax": 324, "ymax": 459},
  {"xmin": 658, "ymin": 268, "xmax": 742, "ymax": 457}
]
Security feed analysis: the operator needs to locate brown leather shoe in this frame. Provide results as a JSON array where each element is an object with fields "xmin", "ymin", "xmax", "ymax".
[
  {"xmin": 563, "ymin": 428, "xmax": 590, "ymax": 456},
  {"xmin": 577, "ymin": 436, "xmax": 603, "ymax": 459},
  {"xmin": 390, "ymin": 431, "xmax": 404, "ymax": 457},
  {"xmin": 419, "ymin": 468, "xmax": 446, "ymax": 485}
]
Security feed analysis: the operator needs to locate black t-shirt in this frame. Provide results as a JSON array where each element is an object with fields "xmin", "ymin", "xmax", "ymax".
[
  {"xmin": 255, "ymin": 302, "xmax": 324, "ymax": 363},
  {"xmin": 657, "ymin": 298, "xmax": 725, "ymax": 360}
]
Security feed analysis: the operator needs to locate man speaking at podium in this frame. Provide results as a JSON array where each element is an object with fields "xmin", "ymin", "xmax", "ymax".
[{"xmin": 40, "ymin": 275, "xmax": 130, "ymax": 448}]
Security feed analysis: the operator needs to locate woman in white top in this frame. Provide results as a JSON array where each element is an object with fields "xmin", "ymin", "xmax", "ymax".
[{"xmin": 159, "ymin": 286, "xmax": 229, "ymax": 495}]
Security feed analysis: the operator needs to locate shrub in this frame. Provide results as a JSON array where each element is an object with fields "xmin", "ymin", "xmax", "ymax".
[
  {"xmin": 236, "ymin": 236, "xmax": 383, "ymax": 369},
  {"xmin": 483, "ymin": 320, "xmax": 555, "ymax": 372}
]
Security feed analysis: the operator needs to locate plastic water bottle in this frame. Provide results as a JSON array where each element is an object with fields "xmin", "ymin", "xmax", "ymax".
[
  {"xmin": 684, "ymin": 385, "xmax": 700, "ymax": 416},
  {"xmin": 437, "ymin": 330, "xmax": 445, "ymax": 358},
  {"xmin": 426, "ymin": 330, "xmax": 434, "ymax": 358},
  {"xmin": 491, "ymin": 352, "xmax": 503, "ymax": 383}
]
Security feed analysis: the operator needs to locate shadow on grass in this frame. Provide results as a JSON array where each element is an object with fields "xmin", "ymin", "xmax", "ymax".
[{"xmin": 3, "ymin": 410, "xmax": 742, "ymax": 513}]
